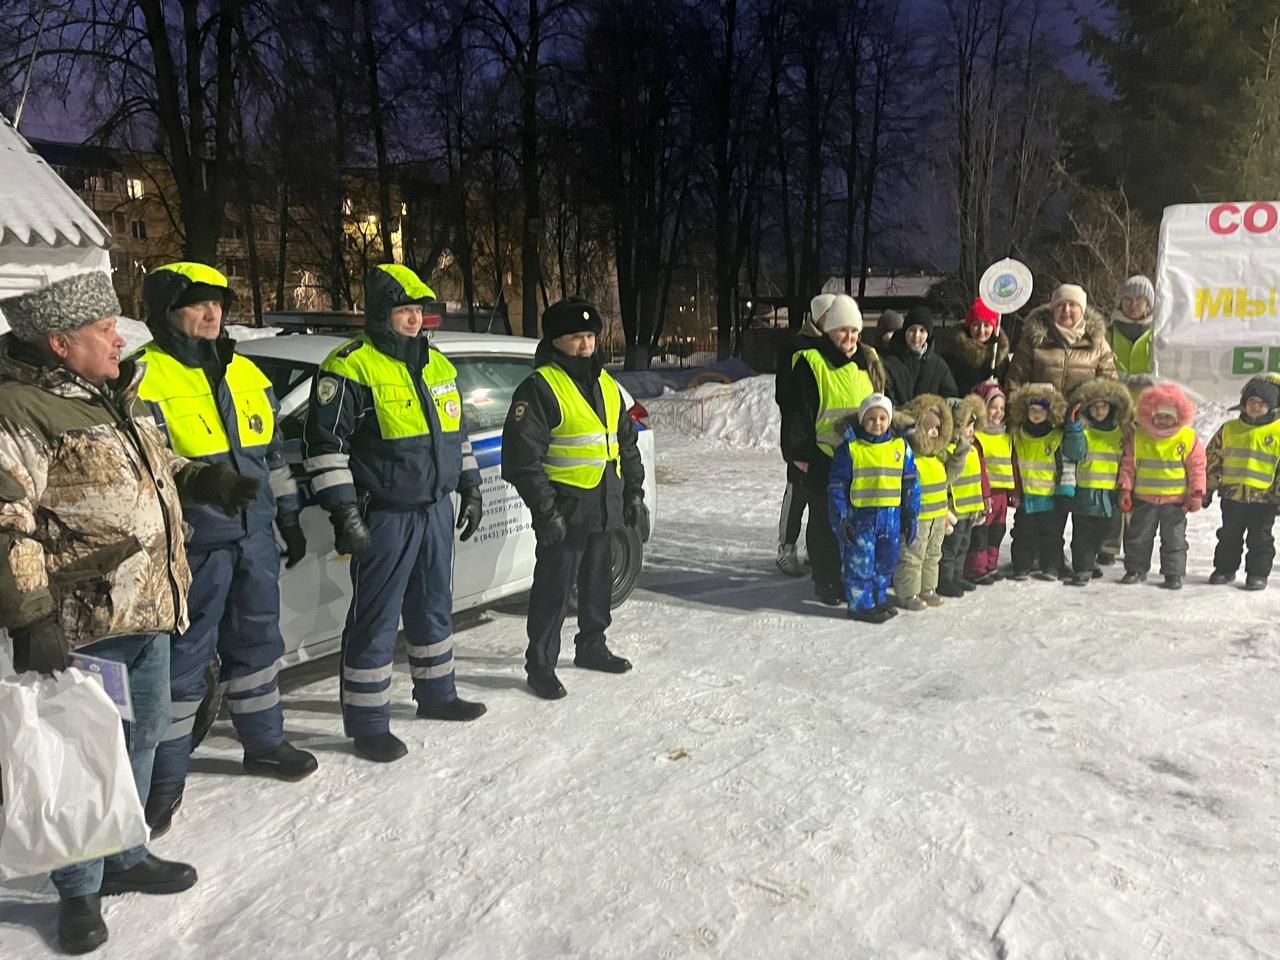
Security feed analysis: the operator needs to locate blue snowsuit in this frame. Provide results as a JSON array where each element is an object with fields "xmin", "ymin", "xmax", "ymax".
[{"xmin": 829, "ymin": 426, "xmax": 921, "ymax": 613}]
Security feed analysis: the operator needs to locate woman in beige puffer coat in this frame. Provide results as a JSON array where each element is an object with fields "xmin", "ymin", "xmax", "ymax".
[{"xmin": 1005, "ymin": 283, "xmax": 1118, "ymax": 396}]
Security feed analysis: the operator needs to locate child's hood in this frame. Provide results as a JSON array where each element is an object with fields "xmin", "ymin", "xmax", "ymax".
[
  {"xmin": 1007, "ymin": 382, "xmax": 1067, "ymax": 429},
  {"xmin": 898, "ymin": 392, "xmax": 953, "ymax": 458},
  {"xmin": 1135, "ymin": 381, "xmax": 1195, "ymax": 437},
  {"xmin": 949, "ymin": 394, "xmax": 988, "ymax": 443},
  {"xmin": 1069, "ymin": 377, "xmax": 1133, "ymax": 429}
]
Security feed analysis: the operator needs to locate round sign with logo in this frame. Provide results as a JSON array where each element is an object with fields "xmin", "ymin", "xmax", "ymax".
[{"xmin": 979, "ymin": 258, "xmax": 1034, "ymax": 314}]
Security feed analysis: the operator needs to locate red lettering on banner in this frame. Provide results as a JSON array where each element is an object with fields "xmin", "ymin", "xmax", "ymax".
[
  {"xmin": 1246, "ymin": 203, "xmax": 1279, "ymax": 234},
  {"xmin": 1210, "ymin": 203, "xmax": 1241, "ymax": 235}
]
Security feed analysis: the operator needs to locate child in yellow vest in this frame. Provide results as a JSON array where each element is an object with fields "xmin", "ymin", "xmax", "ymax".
[
  {"xmin": 829, "ymin": 393, "xmax": 920, "ymax": 623},
  {"xmin": 1005, "ymin": 383, "xmax": 1086, "ymax": 580},
  {"xmin": 1205, "ymin": 375, "xmax": 1280, "ymax": 589},
  {"xmin": 1062, "ymin": 378, "xmax": 1132, "ymax": 586},
  {"xmin": 967, "ymin": 382, "xmax": 1012, "ymax": 583},
  {"xmin": 892, "ymin": 394, "xmax": 954, "ymax": 610},
  {"xmin": 1117, "ymin": 382, "xmax": 1205, "ymax": 589},
  {"xmin": 937, "ymin": 395, "xmax": 990, "ymax": 597}
]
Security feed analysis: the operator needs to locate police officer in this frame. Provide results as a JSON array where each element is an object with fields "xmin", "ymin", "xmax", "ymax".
[
  {"xmin": 138, "ymin": 263, "xmax": 318, "ymax": 837},
  {"xmin": 502, "ymin": 298, "xmax": 648, "ymax": 700},
  {"xmin": 304, "ymin": 264, "xmax": 486, "ymax": 764}
]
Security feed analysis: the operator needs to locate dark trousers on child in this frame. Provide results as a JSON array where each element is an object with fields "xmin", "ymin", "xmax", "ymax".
[
  {"xmin": 1213, "ymin": 500, "xmax": 1278, "ymax": 578},
  {"xmin": 939, "ymin": 516, "xmax": 976, "ymax": 589},
  {"xmin": 1070, "ymin": 513, "xmax": 1111, "ymax": 575},
  {"xmin": 1010, "ymin": 504, "xmax": 1068, "ymax": 574},
  {"xmin": 1123, "ymin": 500, "xmax": 1188, "ymax": 577}
]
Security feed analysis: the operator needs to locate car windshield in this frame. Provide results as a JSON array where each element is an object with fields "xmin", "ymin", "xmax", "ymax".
[{"xmin": 262, "ymin": 351, "xmax": 536, "ymax": 439}]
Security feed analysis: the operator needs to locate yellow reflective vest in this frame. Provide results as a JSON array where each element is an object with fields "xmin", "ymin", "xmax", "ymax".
[
  {"xmin": 916, "ymin": 455, "xmax": 949, "ymax": 520},
  {"xmin": 1014, "ymin": 429, "xmax": 1063, "ymax": 497},
  {"xmin": 976, "ymin": 429, "xmax": 1013, "ymax": 490},
  {"xmin": 1111, "ymin": 327, "xmax": 1152, "ymax": 376},
  {"xmin": 1133, "ymin": 426, "xmax": 1196, "ymax": 498},
  {"xmin": 535, "ymin": 363, "xmax": 623, "ymax": 489},
  {"xmin": 1220, "ymin": 419, "xmax": 1280, "ymax": 491},
  {"xmin": 846, "ymin": 436, "xmax": 906, "ymax": 508},
  {"xmin": 948, "ymin": 442, "xmax": 985, "ymax": 516},
  {"xmin": 135, "ymin": 344, "xmax": 275, "ymax": 457},
  {"xmin": 1078, "ymin": 426, "xmax": 1122, "ymax": 490},
  {"xmin": 321, "ymin": 335, "xmax": 462, "ymax": 440},
  {"xmin": 794, "ymin": 348, "xmax": 874, "ymax": 456}
]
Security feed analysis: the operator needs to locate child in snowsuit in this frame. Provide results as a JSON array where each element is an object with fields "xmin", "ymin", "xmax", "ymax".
[
  {"xmin": 1006, "ymin": 383, "xmax": 1086, "ymax": 580},
  {"xmin": 937, "ymin": 395, "xmax": 990, "ymax": 597},
  {"xmin": 966, "ymin": 382, "xmax": 1012, "ymax": 583},
  {"xmin": 1205, "ymin": 374, "xmax": 1280, "ymax": 590},
  {"xmin": 892, "ymin": 394, "xmax": 954, "ymax": 610},
  {"xmin": 1063, "ymin": 378, "xmax": 1133, "ymax": 586},
  {"xmin": 829, "ymin": 393, "xmax": 920, "ymax": 623},
  {"xmin": 1117, "ymin": 382, "xmax": 1206, "ymax": 590}
]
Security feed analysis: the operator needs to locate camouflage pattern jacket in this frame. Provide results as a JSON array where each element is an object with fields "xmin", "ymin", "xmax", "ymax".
[{"xmin": 0, "ymin": 335, "xmax": 198, "ymax": 651}]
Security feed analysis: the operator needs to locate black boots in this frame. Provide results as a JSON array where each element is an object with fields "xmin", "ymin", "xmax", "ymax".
[
  {"xmin": 1245, "ymin": 574, "xmax": 1268, "ymax": 590},
  {"xmin": 243, "ymin": 741, "xmax": 319, "ymax": 781},
  {"xmin": 813, "ymin": 582, "xmax": 843, "ymax": 606},
  {"xmin": 416, "ymin": 697, "xmax": 488, "ymax": 721},
  {"xmin": 98, "ymin": 853, "xmax": 198, "ymax": 897},
  {"xmin": 58, "ymin": 895, "xmax": 107, "ymax": 955},
  {"xmin": 1120, "ymin": 571, "xmax": 1146, "ymax": 584},
  {"xmin": 848, "ymin": 605, "xmax": 893, "ymax": 624},
  {"xmin": 353, "ymin": 732, "xmax": 408, "ymax": 763},
  {"xmin": 937, "ymin": 581, "xmax": 965, "ymax": 598},
  {"xmin": 526, "ymin": 669, "xmax": 567, "ymax": 700},
  {"xmin": 1158, "ymin": 575, "xmax": 1183, "ymax": 590},
  {"xmin": 144, "ymin": 785, "xmax": 183, "ymax": 839},
  {"xmin": 575, "ymin": 644, "xmax": 633, "ymax": 674},
  {"xmin": 1209, "ymin": 570, "xmax": 1234, "ymax": 585}
]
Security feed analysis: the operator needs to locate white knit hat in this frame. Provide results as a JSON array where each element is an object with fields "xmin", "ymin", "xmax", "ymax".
[
  {"xmin": 809, "ymin": 293, "xmax": 836, "ymax": 323},
  {"xmin": 1051, "ymin": 283, "xmax": 1088, "ymax": 311},
  {"xmin": 858, "ymin": 392, "xmax": 893, "ymax": 422},
  {"xmin": 817, "ymin": 294, "xmax": 863, "ymax": 333},
  {"xmin": 1118, "ymin": 275, "xmax": 1155, "ymax": 305}
]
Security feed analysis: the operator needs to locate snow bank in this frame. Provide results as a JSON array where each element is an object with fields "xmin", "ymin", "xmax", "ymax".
[{"xmin": 646, "ymin": 374, "xmax": 780, "ymax": 449}]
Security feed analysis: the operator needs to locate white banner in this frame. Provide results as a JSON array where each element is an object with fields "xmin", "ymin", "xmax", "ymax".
[{"xmin": 1155, "ymin": 201, "xmax": 1280, "ymax": 401}]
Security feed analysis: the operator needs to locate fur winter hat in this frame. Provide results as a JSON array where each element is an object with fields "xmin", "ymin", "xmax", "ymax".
[
  {"xmin": 542, "ymin": 297, "xmax": 604, "ymax": 341},
  {"xmin": 1135, "ymin": 382, "xmax": 1195, "ymax": 433},
  {"xmin": 0, "ymin": 271, "xmax": 121, "ymax": 343},
  {"xmin": 878, "ymin": 309, "xmax": 905, "ymax": 334},
  {"xmin": 899, "ymin": 393, "xmax": 953, "ymax": 458},
  {"xmin": 817, "ymin": 294, "xmax": 863, "ymax": 334},
  {"xmin": 1240, "ymin": 376, "xmax": 1280, "ymax": 412},
  {"xmin": 858, "ymin": 392, "xmax": 893, "ymax": 422},
  {"xmin": 1051, "ymin": 283, "xmax": 1088, "ymax": 312},
  {"xmin": 965, "ymin": 298, "xmax": 1000, "ymax": 332},
  {"xmin": 1007, "ymin": 382, "xmax": 1068, "ymax": 429},
  {"xmin": 948, "ymin": 394, "xmax": 987, "ymax": 440},
  {"xmin": 1069, "ymin": 377, "xmax": 1133, "ymax": 428},
  {"xmin": 1118, "ymin": 275, "xmax": 1155, "ymax": 307}
]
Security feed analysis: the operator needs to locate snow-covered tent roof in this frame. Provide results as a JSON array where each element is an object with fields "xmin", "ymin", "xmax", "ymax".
[
  {"xmin": 0, "ymin": 116, "xmax": 111, "ymax": 250},
  {"xmin": 820, "ymin": 274, "xmax": 943, "ymax": 299}
]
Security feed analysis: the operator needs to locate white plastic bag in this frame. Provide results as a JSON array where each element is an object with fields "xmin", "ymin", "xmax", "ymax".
[{"xmin": 0, "ymin": 668, "xmax": 148, "ymax": 879}]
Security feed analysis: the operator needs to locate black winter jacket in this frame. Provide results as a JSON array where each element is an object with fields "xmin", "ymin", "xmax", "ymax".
[
  {"xmin": 501, "ymin": 341, "xmax": 644, "ymax": 532},
  {"xmin": 780, "ymin": 336, "xmax": 886, "ymax": 467},
  {"xmin": 882, "ymin": 334, "xmax": 959, "ymax": 405}
]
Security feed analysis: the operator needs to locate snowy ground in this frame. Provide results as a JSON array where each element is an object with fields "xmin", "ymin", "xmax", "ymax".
[{"xmin": 3, "ymin": 433, "xmax": 1280, "ymax": 958}]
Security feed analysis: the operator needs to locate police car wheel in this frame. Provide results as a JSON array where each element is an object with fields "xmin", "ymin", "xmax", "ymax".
[
  {"xmin": 191, "ymin": 657, "xmax": 224, "ymax": 750},
  {"xmin": 609, "ymin": 526, "xmax": 643, "ymax": 608}
]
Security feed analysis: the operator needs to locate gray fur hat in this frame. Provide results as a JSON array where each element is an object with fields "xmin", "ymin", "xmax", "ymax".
[{"xmin": 0, "ymin": 271, "xmax": 121, "ymax": 343}]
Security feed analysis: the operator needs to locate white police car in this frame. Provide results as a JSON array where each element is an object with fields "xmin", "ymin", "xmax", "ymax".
[{"xmin": 236, "ymin": 331, "xmax": 657, "ymax": 668}]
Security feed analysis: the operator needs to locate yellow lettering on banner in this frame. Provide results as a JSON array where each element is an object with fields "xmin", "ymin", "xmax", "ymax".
[
  {"xmin": 1196, "ymin": 287, "xmax": 1233, "ymax": 319},
  {"xmin": 1238, "ymin": 288, "xmax": 1272, "ymax": 318}
]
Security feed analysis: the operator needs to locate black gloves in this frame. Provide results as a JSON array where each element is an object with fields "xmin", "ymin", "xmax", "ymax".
[
  {"xmin": 624, "ymin": 496, "xmax": 650, "ymax": 543},
  {"xmin": 277, "ymin": 517, "xmax": 308, "ymax": 568},
  {"xmin": 456, "ymin": 487, "xmax": 483, "ymax": 542},
  {"xmin": 185, "ymin": 463, "xmax": 261, "ymax": 517},
  {"xmin": 533, "ymin": 511, "xmax": 567, "ymax": 546},
  {"xmin": 12, "ymin": 614, "xmax": 69, "ymax": 674},
  {"xmin": 331, "ymin": 503, "xmax": 372, "ymax": 556}
]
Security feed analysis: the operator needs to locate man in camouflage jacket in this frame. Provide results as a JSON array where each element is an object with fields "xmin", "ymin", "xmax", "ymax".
[{"xmin": 0, "ymin": 271, "xmax": 257, "ymax": 954}]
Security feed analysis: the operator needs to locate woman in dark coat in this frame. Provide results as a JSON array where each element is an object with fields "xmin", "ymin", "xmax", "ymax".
[
  {"xmin": 881, "ymin": 305, "xmax": 959, "ymax": 405},
  {"xmin": 936, "ymin": 298, "xmax": 1011, "ymax": 396}
]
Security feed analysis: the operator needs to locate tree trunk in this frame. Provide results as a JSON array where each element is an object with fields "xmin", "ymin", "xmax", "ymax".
[
  {"xmin": 358, "ymin": 0, "xmax": 396, "ymax": 260},
  {"xmin": 519, "ymin": 1, "xmax": 543, "ymax": 337}
]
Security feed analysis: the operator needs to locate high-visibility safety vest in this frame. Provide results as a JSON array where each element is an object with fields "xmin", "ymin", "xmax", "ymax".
[
  {"xmin": 1221, "ymin": 419, "xmax": 1280, "ymax": 490},
  {"xmin": 535, "ymin": 363, "xmax": 623, "ymax": 489},
  {"xmin": 1014, "ymin": 429, "xmax": 1063, "ymax": 497},
  {"xmin": 321, "ymin": 334, "xmax": 462, "ymax": 440},
  {"xmin": 916, "ymin": 455, "xmax": 948, "ymax": 520},
  {"xmin": 845, "ymin": 436, "xmax": 906, "ymax": 508},
  {"xmin": 1133, "ymin": 426, "xmax": 1196, "ymax": 498},
  {"xmin": 793, "ymin": 348, "xmax": 874, "ymax": 456},
  {"xmin": 135, "ymin": 344, "xmax": 275, "ymax": 457},
  {"xmin": 1111, "ymin": 327, "xmax": 1153, "ymax": 376},
  {"xmin": 948, "ymin": 442, "xmax": 985, "ymax": 516},
  {"xmin": 1077, "ymin": 426, "xmax": 1123, "ymax": 490},
  {"xmin": 976, "ymin": 429, "xmax": 1013, "ymax": 490}
]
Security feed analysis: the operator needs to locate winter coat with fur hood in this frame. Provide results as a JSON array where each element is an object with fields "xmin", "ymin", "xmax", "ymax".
[
  {"xmin": 946, "ymin": 393, "xmax": 993, "ymax": 506},
  {"xmin": 897, "ymin": 394, "xmax": 964, "ymax": 482},
  {"xmin": 1005, "ymin": 304, "xmax": 1119, "ymax": 396},
  {"xmin": 936, "ymin": 325, "xmax": 1011, "ymax": 397},
  {"xmin": 1117, "ymin": 382, "xmax": 1206, "ymax": 508},
  {"xmin": 1064, "ymin": 378, "xmax": 1133, "ymax": 518},
  {"xmin": 1006, "ymin": 383, "xmax": 1087, "ymax": 514}
]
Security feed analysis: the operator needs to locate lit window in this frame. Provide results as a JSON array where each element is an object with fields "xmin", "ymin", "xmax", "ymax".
[
  {"xmin": 127, "ymin": 178, "xmax": 145, "ymax": 199},
  {"xmin": 342, "ymin": 197, "xmax": 353, "ymax": 216}
]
